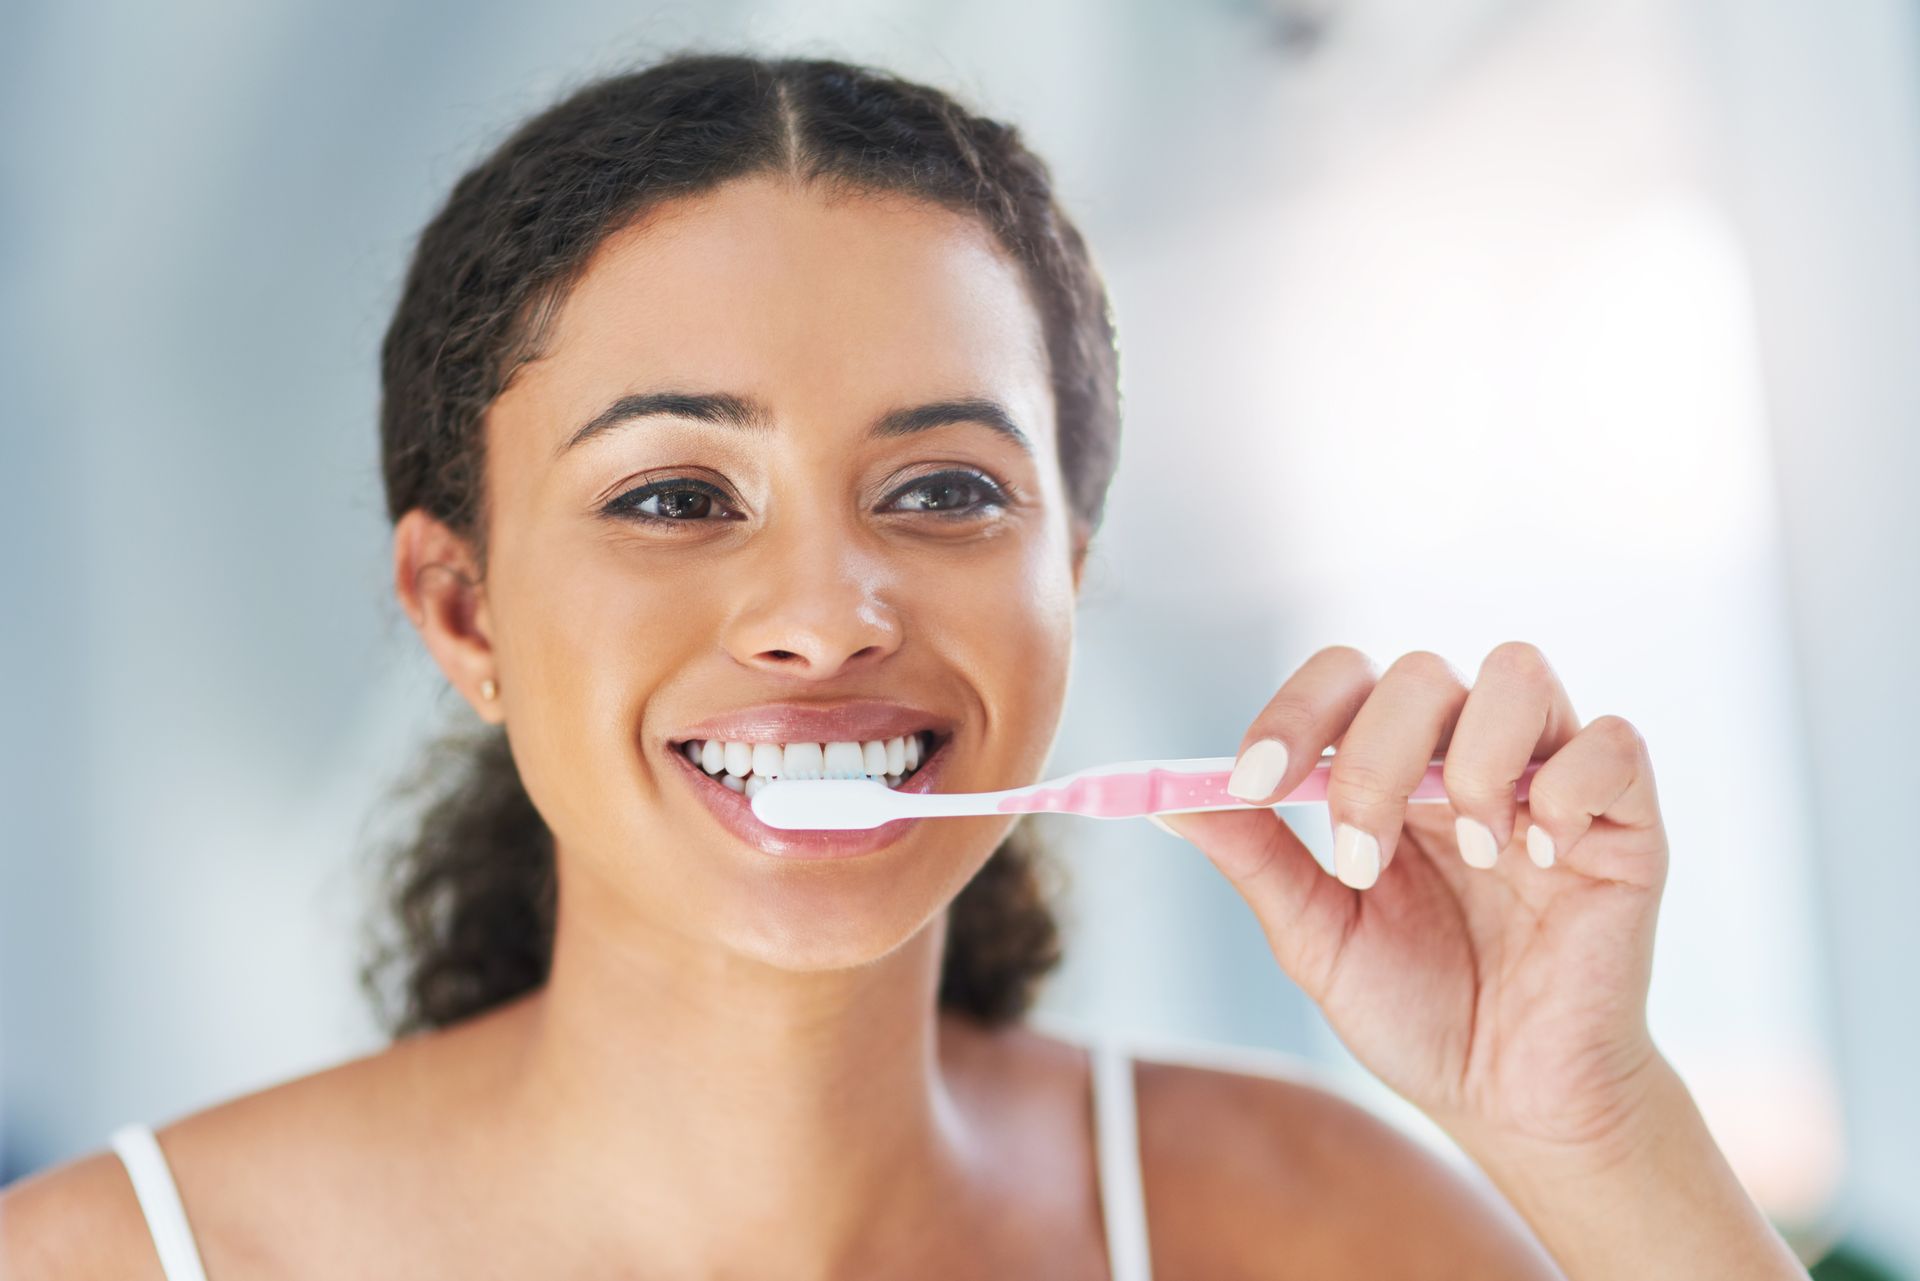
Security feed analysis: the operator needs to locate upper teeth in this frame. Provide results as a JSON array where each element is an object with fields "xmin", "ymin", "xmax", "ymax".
[{"xmin": 680, "ymin": 733, "xmax": 929, "ymax": 792}]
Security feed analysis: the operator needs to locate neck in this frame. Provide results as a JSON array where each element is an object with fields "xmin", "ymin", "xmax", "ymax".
[{"xmin": 489, "ymin": 858, "xmax": 988, "ymax": 1276}]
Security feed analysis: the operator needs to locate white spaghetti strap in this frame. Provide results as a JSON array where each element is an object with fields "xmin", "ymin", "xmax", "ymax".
[
  {"xmin": 109, "ymin": 1123, "xmax": 211, "ymax": 1281},
  {"xmin": 1089, "ymin": 1034, "xmax": 1154, "ymax": 1281}
]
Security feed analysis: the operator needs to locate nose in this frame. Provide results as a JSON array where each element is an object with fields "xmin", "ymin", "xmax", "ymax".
[{"xmin": 720, "ymin": 524, "xmax": 904, "ymax": 679}]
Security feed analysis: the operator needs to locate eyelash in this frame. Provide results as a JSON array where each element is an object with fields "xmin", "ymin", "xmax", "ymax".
[{"xmin": 602, "ymin": 469, "xmax": 1015, "ymax": 529}]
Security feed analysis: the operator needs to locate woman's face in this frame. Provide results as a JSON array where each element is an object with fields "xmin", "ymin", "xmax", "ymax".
[{"xmin": 466, "ymin": 174, "xmax": 1083, "ymax": 973}]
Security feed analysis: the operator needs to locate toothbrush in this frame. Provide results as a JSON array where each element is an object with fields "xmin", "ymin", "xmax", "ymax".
[{"xmin": 749, "ymin": 753, "xmax": 1544, "ymax": 831}]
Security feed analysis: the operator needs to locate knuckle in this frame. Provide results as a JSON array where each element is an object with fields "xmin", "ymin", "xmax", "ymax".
[
  {"xmin": 1442, "ymin": 760, "xmax": 1507, "ymax": 805},
  {"xmin": 1589, "ymin": 713, "xmax": 1647, "ymax": 756},
  {"xmin": 1315, "ymin": 644, "xmax": 1380, "ymax": 681},
  {"xmin": 1330, "ymin": 756, "xmax": 1401, "ymax": 808},
  {"xmin": 1483, "ymin": 639, "xmax": 1553, "ymax": 686},
  {"xmin": 1388, "ymin": 648, "xmax": 1466, "ymax": 691},
  {"xmin": 1257, "ymin": 696, "xmax": 1317, "ymax": 743}
]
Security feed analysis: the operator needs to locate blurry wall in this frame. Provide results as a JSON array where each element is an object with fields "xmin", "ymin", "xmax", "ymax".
[
  {"xmin": 3, "ymin": 0, "xmax": 1915, "ymax": 1270},
  {"xmin": 1678, "ymin": 0, "xmax": 1920, "ymax": 1260}
]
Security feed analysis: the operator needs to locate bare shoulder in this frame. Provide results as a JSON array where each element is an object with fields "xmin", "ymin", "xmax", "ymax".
[
  {"xmin": 1131, "ymin": 1049, "xmax": 1560, "ymax": 1279},
  {"xmin": 0, "ymin": 1146, "xmax": 171, "ymax": 1280},
  {"xmin": 0, "ymin": 1008, "xmax": 498, "ymax": 1280},
  {"xmin": 0, "ymin": 1042, "xmax": 409, "ymax": 1280}
]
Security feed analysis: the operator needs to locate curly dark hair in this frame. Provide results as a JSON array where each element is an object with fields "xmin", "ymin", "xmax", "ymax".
[{"xmin": 360, "ymin": 49, "xmax": 1122, "ymax": 1039}]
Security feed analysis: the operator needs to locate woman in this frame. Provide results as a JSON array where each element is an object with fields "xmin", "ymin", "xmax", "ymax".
[{"xmin": 2, "ymin": 52, "xmax": 1806, "ymax": 1278}]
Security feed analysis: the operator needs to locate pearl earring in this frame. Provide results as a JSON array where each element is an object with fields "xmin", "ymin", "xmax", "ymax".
[{"xmin": 480, "ymin": 678, "xmax": 498, "ymax": 701}]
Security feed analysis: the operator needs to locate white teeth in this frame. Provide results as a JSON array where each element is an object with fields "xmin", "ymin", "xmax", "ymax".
[
  {"xmin": 681, "ymin": 732, "xmax": 935, "ymax": 786},
  {"xmin": 823, "ymin": 741, "xmax": 865, "ymax": 778},
  {"xmin": 752, "ymin": 742, "xmax": 784, "ymax": 778},
  {"xmin": 781, "ymin": 741, "xmax": 825, "ymax": 780}
]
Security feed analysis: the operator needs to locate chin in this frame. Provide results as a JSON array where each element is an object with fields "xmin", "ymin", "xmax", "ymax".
[
  {"xmin": 715, "ymin": 903, "xmax": 939, "ymax": 974},
  {"xmin": 704, "ymin": 836, "xmax": 995, "ymax": 976}
]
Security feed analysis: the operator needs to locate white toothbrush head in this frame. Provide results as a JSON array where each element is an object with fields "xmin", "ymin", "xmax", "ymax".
[{"xmin": 750, "ymin": 778, "xmax": 905, "ymax": 830}]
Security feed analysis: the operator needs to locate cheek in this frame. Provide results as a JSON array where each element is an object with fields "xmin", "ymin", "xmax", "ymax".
[
  {"xmin": 1008, "ymin": 548, "xmax": 1079, "ymax": 758},
  {"xmin": 490, "ymin": 534, "xmax": 717, "ymax": 845},
  {"xmin": 504, "ymin": 539, "xmax": 693, "ymax": 710},
  {"xmin": 920, "ymin": 527, "xmax": 1078, "ymax": 779}
]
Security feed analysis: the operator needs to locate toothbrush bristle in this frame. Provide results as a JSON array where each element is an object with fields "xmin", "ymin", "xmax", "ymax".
[{"xmin": 750, "ymin": 777, "xmax": 896, "ymax": 830}]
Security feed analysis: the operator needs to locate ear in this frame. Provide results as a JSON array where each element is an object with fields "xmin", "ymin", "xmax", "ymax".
[
  {"xmin": 1070, "ymin": 527, "xmax": 1090, "ymax": 597},
  {"xmin": 393, "ymin": 508, "xmax": 501, "ymax": 724}
]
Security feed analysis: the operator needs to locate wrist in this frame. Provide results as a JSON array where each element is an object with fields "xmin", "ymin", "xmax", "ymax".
[
  {"xmin": 1444, "ymin": 1038, "xmax": 1677, "ymax": 1183},
  {"xmin": 1442, "ymin": 1052, "xmax": 1808, "ymax": 1280}
]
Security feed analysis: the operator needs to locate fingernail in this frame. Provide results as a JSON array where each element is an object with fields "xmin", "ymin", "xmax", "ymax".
[
  {"xmin": 1456, "ymin": 815, "xmax": 1499, "ymax": 868},
  {"xmin": 1526, "ymin": 823, "xmax": 1555, "ymax": 868},
  {"xmin": 1146, "ymin": 813, "xmax": 1180, "ymax": 837},
  {"xmin": 1333, "ymin": 823, "xmax": 1379, "ymax": 889},
  {"xmin": 1227, "ymin": 738, "xmax": 1289, "ymax": 802}
]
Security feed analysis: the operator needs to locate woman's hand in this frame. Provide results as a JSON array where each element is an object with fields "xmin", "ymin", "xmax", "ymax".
[
  {"xmin": 1156, "ymin": 642, "xmax": 1809, "ymax": 1278},
  {"xmin": 1155, "ymin": 641, "xmax": 1666, "ymax": 1153}
]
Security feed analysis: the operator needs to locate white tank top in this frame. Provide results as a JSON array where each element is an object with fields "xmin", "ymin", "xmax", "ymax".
[
  {"xmin": 109, "ymin": 1033, "xmax": 1154, "ymax": 1280},
  {"xmin": 108, "ymin": 1122, "xmax": 210, "ymax": 1281}
]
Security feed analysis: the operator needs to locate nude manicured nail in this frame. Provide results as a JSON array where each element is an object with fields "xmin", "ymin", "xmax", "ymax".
[
  {"xmin": 1456, "ymin": 815, "xmax": 1499, "ymax": 868},
  {"xmin": 1333, "ymin": 823, "xmax": 1379, "ymax": 889},
  {"xmin": 1146, "ymin": 813, "xmax": 1181, "ymax": 838},
  {"xmin": 1527, "ymin": 824, "xmax": 1556, "ymax": 868},
  {"xmin": 1227, "ymin": 738, "xmax": 1289, "ymax": 802}
]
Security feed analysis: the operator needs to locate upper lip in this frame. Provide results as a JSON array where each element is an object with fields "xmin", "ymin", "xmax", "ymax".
[{"xmin": 668, "ymin": 699, "xmax": 958, "ymax": 747}]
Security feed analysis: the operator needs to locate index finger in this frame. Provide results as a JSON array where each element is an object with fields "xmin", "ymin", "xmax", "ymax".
[{"xmin": 1225, "ymin": 645, "xmax": 1381, "ymax": 805}]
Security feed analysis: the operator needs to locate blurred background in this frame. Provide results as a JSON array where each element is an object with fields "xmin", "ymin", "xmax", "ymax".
[{"xmin": 3, "ymin": 0, "xmax": 1915, "ymax": 1274}]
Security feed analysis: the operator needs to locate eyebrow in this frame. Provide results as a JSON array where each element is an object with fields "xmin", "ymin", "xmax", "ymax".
[{"xmin": 552, "ymin": 390, "xmax": 1033, "ymax": 460}]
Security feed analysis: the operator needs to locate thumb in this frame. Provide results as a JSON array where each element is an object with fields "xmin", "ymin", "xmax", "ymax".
[{"xmin": 1147, "ymin": 808, "xmax": 1357, "ymax": 997}]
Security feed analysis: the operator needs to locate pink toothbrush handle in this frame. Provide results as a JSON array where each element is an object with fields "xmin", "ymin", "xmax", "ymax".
[{"xmin": 995, "ymin": 755, "xmax": 1544, "ymax": 818}]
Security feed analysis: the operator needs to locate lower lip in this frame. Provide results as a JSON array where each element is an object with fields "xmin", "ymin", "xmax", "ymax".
[{"xmin": 668, "ymin": 737, "xmax": 952, "ymax": 860}]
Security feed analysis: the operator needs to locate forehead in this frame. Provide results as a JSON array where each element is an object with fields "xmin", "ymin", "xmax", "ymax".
[{"xmin": 501, "ymin": 174, "xmax": 1054, "ymax": 447}]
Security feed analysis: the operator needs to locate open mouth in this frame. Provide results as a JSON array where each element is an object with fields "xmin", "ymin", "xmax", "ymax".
[{"xmin": 668, "ymin": 729, "xmax": 950, "ymax": 801}]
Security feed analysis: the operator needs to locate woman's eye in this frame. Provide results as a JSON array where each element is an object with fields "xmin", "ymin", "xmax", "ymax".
[
  {"xmin": 601, "ymin": 469, "xmax": 1011, "ymax": 529},
  {"xmin": 603, "ymin": 479, "xmax": 739, "ymax": 525},
  {"xmin": 887, "ymin": 470, "xmax": 1010, "ymax": 517}
]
